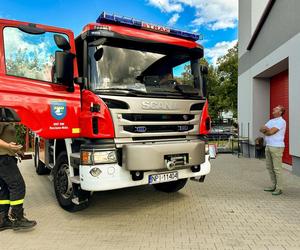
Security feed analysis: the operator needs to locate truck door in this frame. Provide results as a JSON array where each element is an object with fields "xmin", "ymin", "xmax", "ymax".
[{"xmin": 0, "ymin": 19, "xmax": 81, "ymax": 139}]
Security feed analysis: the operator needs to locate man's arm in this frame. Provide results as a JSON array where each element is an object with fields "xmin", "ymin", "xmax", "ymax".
[
  {"xmin": 259, "ymin": 126, "xmax": 268, "ymax": 133},
  {"xmin": 0, "ymin": 139, "xmax": 22, "ymax": 152},
  {"xmin": 0, "ymin": 139, "xmax": 9, "ymax": 150},
  {"xmin": 260, "ymin": 127, "xmax": 279, "ymax": 136}
]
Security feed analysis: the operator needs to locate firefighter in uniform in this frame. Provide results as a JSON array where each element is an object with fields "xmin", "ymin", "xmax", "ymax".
[{"xmin": 0, "ymin": 122, "xmax": 36, "ymax": 231}]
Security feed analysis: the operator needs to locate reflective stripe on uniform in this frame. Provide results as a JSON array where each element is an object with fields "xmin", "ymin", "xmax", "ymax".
[
  {"xmin": 10, "ymin": 199, "xmax": 24, "ymax": 206},
  {"xmin": 0, "ymin": 200, "xmax": 10, "ymax": 205}
]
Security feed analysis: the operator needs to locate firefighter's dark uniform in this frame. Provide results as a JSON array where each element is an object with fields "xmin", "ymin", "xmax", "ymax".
[
  {"xmin": 0, "ymin": 123, "xmax": 26, "ymax": 212},
  {"xmin": 0, "ymin": 123, "xmax": 36, "ymax": 230}
]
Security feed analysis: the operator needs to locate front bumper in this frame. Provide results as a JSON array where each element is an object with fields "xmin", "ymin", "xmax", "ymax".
[
  {"xmin": 122, "ymin": 140, "xmax": 205, "ymax": 171},
  {"xmin": 79, "ymin": 155, "xmax": 210, "ymax": 191}
]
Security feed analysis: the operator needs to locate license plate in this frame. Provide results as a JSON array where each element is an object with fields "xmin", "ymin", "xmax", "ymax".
[{"xmin": 149, "ymin": 171, "xmax": 178, "ymax": 184}]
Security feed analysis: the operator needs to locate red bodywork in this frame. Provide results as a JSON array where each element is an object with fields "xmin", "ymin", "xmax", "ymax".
[
  {"xmin": 0, "ymin": 18, "xmax": 207, "ymax": 140},
  {"xmin": 82, "ymin": 23, "xmax": 201, "ymax": 49},
  {"xmin": 199, "ymin": 100, "xmax": 211, "ymax": 135},
  {"xmin": 80, "ymin": 90, "xmax": 115, "ymax": 138},
  {"xmin": 0, "ymin": 19, "xmax": 81, "ymax": 139}
]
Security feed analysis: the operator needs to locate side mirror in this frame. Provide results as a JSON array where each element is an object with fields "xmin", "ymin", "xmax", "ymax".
[
  {"xmin": 55, "ymin": 51, "xmax": 75, "ymax": 92},
  {"xmin": 200, "ymin": 65, "xmax": 208, "ymax": 97},
  {"xmin": 191, "ymin": 60, "xmax": 204, "ymax": 97},
  {"xmin": 54, "ymin": 34, "xmax": 71, "ymax": 51},
  {"xmin": 0, "ymin": 107, "xmax": 21, "ymax": 122}
]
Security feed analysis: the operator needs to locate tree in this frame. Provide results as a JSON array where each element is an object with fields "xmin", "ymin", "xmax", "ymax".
[
  {"xmin": 176, "ymin": 43, "xmax": 238, "ymax": 120},
  {"xmin": 216, "ymin": 43, "xmax": 238, "ymax": 117},
  {"xmin": 200, "ymin": 44, "xmax": 238, "ymax": 120}
]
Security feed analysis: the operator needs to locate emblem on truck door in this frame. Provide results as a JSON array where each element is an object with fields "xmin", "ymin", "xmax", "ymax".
[
  {"xmin": 50, "ymin": 101, "xmax": 67, "ymax": 120},
  {"xmin": 141, "ymin": 101, "xmax": 178, "ymax": 110}
]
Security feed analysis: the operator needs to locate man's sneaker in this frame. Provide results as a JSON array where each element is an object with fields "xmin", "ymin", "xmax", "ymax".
[
  {"xmin": 272, "ymin": 189, "xmax": 282, "ymax": 195},
  {"xmin": 0, "ymin": 212, "xmax": 13, "ymax": 231},
  {"xmin": 264, "ymin": 187, "xmax": 276, "ymax": 192}
]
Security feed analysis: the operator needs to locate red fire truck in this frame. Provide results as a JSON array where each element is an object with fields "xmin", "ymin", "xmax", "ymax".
[{"xmin": 0, "ymin": 13, "xmax": 211, "ymax": 211}]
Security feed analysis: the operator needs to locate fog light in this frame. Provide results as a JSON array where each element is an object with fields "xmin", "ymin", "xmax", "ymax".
[
  {"xmin": 191, "ymin": 165, "xmax": 200, "ymax": 173},
  {"xmin": 90, "ymin": 167, "xmax": 102, "ymax": 177},
  {"xmin": 131, "ymin": 171, "xmax": 144, "ymax": 181}
]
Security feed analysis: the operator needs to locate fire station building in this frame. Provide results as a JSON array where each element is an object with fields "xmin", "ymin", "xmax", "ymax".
[{"xmin": 238, "ymin": 0, "xmax": 300, "ymax": 174}]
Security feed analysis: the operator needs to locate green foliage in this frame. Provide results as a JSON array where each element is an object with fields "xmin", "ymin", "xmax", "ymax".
[
  {"xmin": 6, "ymin": 48, "xmax": 51, "ymax": 81},
  {"xmin": 216, "ymin": 43, "xmax": 238, "ymax": 117},
  {"xmin": 15, "ymin": 124, "xmax": 27, "ymax": 145},
  {"xmin": 181, "ymin": 64, "xmax": 194, "ymax": 85},
  {"xmin": 206, "ymin": 63, "xmax": 224, "ymax": 119}
]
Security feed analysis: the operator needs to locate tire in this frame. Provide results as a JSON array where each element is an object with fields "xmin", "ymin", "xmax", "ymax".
[
  {"xmin": 53, "ymin": 152, "xmax": 90, "ymax": 212},
  {"xmin": 153, "ymin": 178, "xmax": 188, "ymax": 193},
  {"xmin": 34, "ymin": 139, "xmax": 50, "ymax": 175}
]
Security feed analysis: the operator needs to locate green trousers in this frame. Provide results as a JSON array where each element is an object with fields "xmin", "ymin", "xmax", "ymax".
[{"xmin": 265, "ymin": 146, "xmax": 284, "ymax": 190}]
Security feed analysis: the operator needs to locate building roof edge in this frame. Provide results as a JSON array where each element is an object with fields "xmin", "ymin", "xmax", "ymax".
[{"xmin": 247, "ymin": 0, "xmax": 276, "ymax": 51}]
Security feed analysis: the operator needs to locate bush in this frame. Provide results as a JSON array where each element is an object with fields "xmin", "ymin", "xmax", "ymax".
[{"xmin": 15, "ymin": 124, "xmax": 27, "ymax": 145}]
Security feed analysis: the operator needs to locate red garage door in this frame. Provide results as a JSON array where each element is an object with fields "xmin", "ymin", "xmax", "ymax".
[{"xmin": 270, "ymin": 70, "xmax": 292, "ymax": 165}]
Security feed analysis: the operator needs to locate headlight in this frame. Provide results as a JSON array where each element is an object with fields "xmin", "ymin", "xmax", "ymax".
[
  {"xmin": 81, "ymin": 150, "xmax": 117, "ymax": 165},
  {"xmin": 205, "ymin": 144, "xmax": 209, "ymax": 154}
]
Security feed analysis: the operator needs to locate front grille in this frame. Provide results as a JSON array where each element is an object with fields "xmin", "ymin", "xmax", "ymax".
[
  {"xmin": 99, "ymin": 95, "xmax": 204, "ymax": 138},
  {"xmin": 122, "ymin": 114, "xmax": 194, "ymax": 122},
  {"xmin": 132, "ymin": 135, "xmax": 186, "ymax": 141},
  {"xmin": 123, "ymin": 125, "xmax": 194, "ymax": 133}
]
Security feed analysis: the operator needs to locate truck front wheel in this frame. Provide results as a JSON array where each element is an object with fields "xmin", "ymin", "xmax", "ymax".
[
  {"xmin": 153, "ymin": 178, "xmax": 188, "ymax": 193},
  {"xmin": 53, "ymin": 152, "xmax": 90, "ymax": 212}
]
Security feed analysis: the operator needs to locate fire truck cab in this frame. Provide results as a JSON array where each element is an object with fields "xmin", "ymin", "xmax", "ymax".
[{"xmin": 0, "ymin": 14, "xmax": 211, "ymax": 212}]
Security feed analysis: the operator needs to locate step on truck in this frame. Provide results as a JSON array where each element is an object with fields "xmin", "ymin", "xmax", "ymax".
[{"xmin": 0, "ymin": 13, "xmax": 211, "ymax": 211}]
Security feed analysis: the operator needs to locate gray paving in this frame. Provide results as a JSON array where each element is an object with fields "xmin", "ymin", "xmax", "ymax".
[{"xmin": 1, "ymin": 154, "xmax": 300, "ymax": 250}]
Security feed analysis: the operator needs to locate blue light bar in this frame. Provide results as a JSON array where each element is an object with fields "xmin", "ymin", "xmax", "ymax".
[{"xmin": 96, "ymin": 12, "xmax": 201, "ymax": 41}]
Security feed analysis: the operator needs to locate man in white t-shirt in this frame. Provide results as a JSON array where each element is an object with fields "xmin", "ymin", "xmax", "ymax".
[{"xmin": 260, "ymin": 105, "xmax": 286, "ymax": 195}]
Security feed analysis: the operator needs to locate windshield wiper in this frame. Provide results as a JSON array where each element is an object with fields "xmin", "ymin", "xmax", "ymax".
[
  {"xmin": 95, "ymin": 88, "xmax": 149, "ymax": 96},
  {"xmin": 95, "ymin": 87, "xmax": 180, "ymax": 97}
]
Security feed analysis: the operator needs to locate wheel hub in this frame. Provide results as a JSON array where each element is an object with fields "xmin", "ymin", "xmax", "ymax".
[{"xmin": 57, "ymin": 164, "xmax": 73, "ymax": 199}]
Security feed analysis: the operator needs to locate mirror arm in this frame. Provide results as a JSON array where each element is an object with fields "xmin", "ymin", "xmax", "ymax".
[{"xmin": 74, "ymin": 77, "xmax": 87, "ymax": 89}]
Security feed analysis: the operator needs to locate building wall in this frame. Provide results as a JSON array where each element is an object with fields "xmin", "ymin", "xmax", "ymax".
[
  {"xmin": 238, "ymin": 0, "xmax": 252, "ymax": 58},
  {"xmin": 252, "ymin": 78, "xmax": 270, "ymax": 142},
  {"xmin": 238, "ymin": 0, "xmax": 300, "ymax": 172},
  {"xmin": 239, "ymin": 0, "xmax": 268, "ymax": 58},
  {"xmin": 239, "ymin": 0, "xmax": 300, "ymax": 75},
  {"xmin": 251, "ymin": 0, "xmax": 269, "ymax": 34}
]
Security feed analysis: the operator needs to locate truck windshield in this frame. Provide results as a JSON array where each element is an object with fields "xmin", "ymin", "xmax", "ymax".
[{"xmin": 88, "ymin": 45, "xmax": 201, "ymax": 97}]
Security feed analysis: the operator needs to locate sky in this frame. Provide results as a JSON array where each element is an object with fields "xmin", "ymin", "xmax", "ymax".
[{"xmin": 0, "ymin": 0, "xmax": 238, "ymax": 66}]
